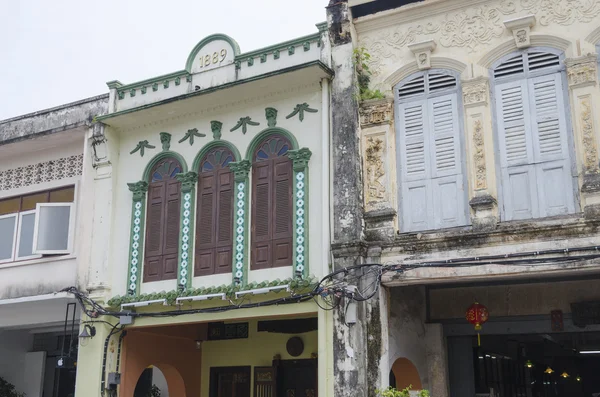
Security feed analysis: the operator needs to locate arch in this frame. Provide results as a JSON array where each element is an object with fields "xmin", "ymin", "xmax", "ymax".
[
  {"xmin": 142, "ymin": 151, "xmax": 188, "ymax": 182},
  {"xmin": 384, "ymin": 57, "xmax": 467, "ymax": 88},
  {"xmin": 156, "ymin": 363, "xmax": 187, "ymax": 397},
  {"xmin": 185, "ymin": 34, "xmax": 241, "ymax": 72},
  {"xmin": 478, "ymin": 35, "xmax": 571, "ymax": 69},
  {"xmin": 192, "ymin": 140, "xmax": 241, "ymax": 171},
  {"xmin": 390, "ymin": 357, "xmax": 422, "ymax": 391},
  {"xmin": 245, "ymin": 127, "xmax": 299, "ymax": 160},
  {"xmin": 585, "ymin": 25, "xmax": 600, "ymax": 45},
  {"xmin": 490, "ymin": 46, "xmax": 565, "ymax": 72},
  {"xmin": 394, "ymin": 68, "xmax": 462, "ymax": 100}
]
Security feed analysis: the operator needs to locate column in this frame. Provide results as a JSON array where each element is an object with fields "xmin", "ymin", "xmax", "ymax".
[
  {"xmin": 566, "ymin": 55, "xmax": 600, "ymax": 218},
  {"xmin": 125, "ymin": 181, "xmax": 148, "ymax": 296},
  {"xmin": 175, "ymin": 171, "xmax": 198, "ymax": 289},
  {"xmin": 229, "ymin": 160, "xmax": 251, "ymax": 286},
  {"xmin": 462, "ymin": 76, "xmax": 499, "ymax": 231},
  {"xmin": 288, "ymin": 148, "xmax": 312, "ymax": 278}
]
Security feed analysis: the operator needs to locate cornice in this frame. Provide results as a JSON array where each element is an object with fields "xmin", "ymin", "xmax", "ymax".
[
  {"xmin": 353, "ymin": 0, "xmax": 495, "ymax": 33},
  {"xmin": 115, "ymin": 81, "xmax": 322, "ymax": 133}
]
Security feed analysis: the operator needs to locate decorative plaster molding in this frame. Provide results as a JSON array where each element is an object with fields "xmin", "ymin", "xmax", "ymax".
[
  {"xmin": 504, "ymin": 14, "xmax": 536, "ymax": 48},
  {"xmin": 580, "ymin": 96, "xmax": 599, "ymax": 174},
  {"xmin": 359, "ymin": 98, "xmax": 393, "ymax": 127},
  {"xmin": 462, "ymin": 77, "xmax": 489, "ymax": 108},
  {"xmin": 478, "ymin": 35, "xmax": 571, "ymax": 68},
  {"xmin": 0, "ymin": 154, "xmax": 83, "ymax": 191},
  {"xmin": 585, "ymin": 25, "xmax": 600, "ymax": 45},
  {"xmin": 520, "ymin": 0, "xmax": 600, "ymax": 26},
  {"xmin": 364, "ymin": 135, "xmax": 387, "ymax": 205},
  {"xmin": 384, "ymin": 57, "xmax": 467, "ymax": 88},
  {"xmin": 408, "ymin": 40, "xmax": 437, "ymax": 70},
  {"xmin": 566, "ymin": 55, "xmax": 598, "ymax": 88},
  {"xmin": 472, "ymin": 117, "xmax": 488, "ymax": 191}
]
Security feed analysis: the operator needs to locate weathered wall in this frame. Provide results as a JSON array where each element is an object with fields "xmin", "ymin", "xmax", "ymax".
[{"xmin": 0, "ymin": 330, "xmax": 33, "ymax": 395}]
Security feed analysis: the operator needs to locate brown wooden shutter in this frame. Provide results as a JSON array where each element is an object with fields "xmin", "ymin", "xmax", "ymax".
[
  {"xmin": 143, "ymin": 158, "xmax": 182, "ymax": 282},
  {"xmin": 144, "ymin": 182, "xmax": 165, "ymax": 282},
  {"xmin": 196, "ymin": 172, "xmax": 216, "ymax": 276},
  {"xmin": 195, "ymin": 148, "xmax": 235, "ymax": 276},
  {"xmin": 254, "ymin": 367, "xmax": 277, "ymax": 397},
  {"xmin": 215, "ymin": 168, "xmax": 233, "ymax": 273},
  {"xmin": 252, "ymin": 161, "xmax": 272, "ymax": 270},
  {"xmin": 272, "ymin": 157, "xmax": 293, "ymax": 268}
]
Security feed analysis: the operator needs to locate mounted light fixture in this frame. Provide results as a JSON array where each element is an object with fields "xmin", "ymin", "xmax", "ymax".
[
  {"xmin": 544, "ymin": 366, "xmax": 554, "ymax": 374},
  {"xmin": 579, "ymin": 350, "xmax": 600, "ymax": 354},
  {"xmin": 79, "ymin": 324, "xmax": 96, "ymax": 339},
  {"xmin": 195, "ymin": 340, "xmax": 202, "ymax": 350},
  {"xmin": 560, "ymin": 371, "xmax": 569, "ymax": 379},
  {"xmin": 234, "ymin": 285, "xmax": 290, "ymax": 299},
  {"xmin": 121, "ymin": 299, "xmax": 168, "ymax": 311},
  {"xmin": 576, "ymin": 375, "xmax": 582, "ymax": 382},
  {"xmin": 525, "ymin": 360, "xmax": 534, "ymax": 368},
  {"xmin": 176, "ymin": 293, "xmax": 227, "ymax": 304}
]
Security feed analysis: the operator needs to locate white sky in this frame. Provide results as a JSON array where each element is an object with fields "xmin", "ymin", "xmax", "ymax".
[{"xmin": 0, "ymin": 0, "xmax": 327, "ymax": 120}]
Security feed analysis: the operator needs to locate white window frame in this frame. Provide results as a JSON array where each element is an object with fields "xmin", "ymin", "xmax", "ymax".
[
  {"xmin": 15, "ymin": 209, "xmax": 43, "ymax": 261},
  {"xmin": 0, "ymin": 213, "xmax": 18, "ymax": 264},
  {"xmin": 32, "ymin": 203, "xmax": 75, "ymax": 255}
]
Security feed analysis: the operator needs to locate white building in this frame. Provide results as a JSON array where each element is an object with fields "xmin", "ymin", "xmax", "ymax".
[{"xmin": 0, "ymin": 95, "xmax": 108, "ymax": 397}]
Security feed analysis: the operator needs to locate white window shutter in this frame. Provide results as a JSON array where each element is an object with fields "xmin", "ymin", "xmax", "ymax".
[
  {"xmin": 429, "ymin": 93, "xmax": 465, "ymax": 228},
  {"xmin": 0, "ymin": 214, "xmax": 18, "ymax": 263},
  {"xmin": 529, "ymin": 73, "xmax": 575, "ymax": 216},
  {"xmin": 33, "ymin": 203, "xmax": 75, "ymax": 254},
  {"xmin": 495, "ymin": 80, "xmax": 538, "ymax": 220},
  {"xmin": 398, "ymin": 100, "xmax": 433, "ymax": 232}
]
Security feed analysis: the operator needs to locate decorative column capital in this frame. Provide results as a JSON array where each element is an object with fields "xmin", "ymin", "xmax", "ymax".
[
  {"xmin": 211, "ymin": 121, "xmax": 223, "ymax": 140},
  {"xmin": 504, "ymin": 15, "xmax": 536, "ymax": 48},
  {"xmin": 288, "ymin": 148, "xmax": 313, "ymax": 171},
  {"xmin": 127, "ymin": 181, "xmax": 149, "ymax": 201},
  {"xmin": 408, "ymin": 39, "xmax": 436, "ymax": 70},
  {"xmin": 462, "ymin": 77, "xmax": 489, "ymax": 108},
  {"xmin": 566, "ymin": 55, "xmax": 598, "ymax": 89},
  {"xmin": 359, "ymin": 98, "xmax": 393, "ymax": 128},
  {"xmin": 229, "ymin": 160, "xmax": 252, "ymax": 182},
  {"xmin": 265, "ymin": 107, "xmax": 278, "ymax": 127},
  {"xmin": 176, "ymin": 171, "xmax": 198, "ymax": 193},
  {"xmin": 159, "ymin": 132, "xmax": 171, "ymax": 151}
]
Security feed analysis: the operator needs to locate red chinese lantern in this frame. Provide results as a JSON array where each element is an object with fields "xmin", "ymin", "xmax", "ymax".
[{"xmin": 466, "ymin": 302, "xmax": 489, "ymax": 346}]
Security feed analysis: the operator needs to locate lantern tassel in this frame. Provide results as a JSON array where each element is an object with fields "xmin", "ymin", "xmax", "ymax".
[{"xmin": 477, "ymin": 332, "xmax": 481, "ymax": 347}]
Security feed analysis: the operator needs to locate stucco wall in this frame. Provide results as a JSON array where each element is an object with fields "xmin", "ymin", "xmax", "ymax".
[{"xmin": 0, "ymin": 330, "xmax": 33, "ymax": 395}]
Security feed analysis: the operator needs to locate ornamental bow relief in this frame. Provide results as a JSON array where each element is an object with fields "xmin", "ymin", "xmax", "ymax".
[{"xmin": 365, "ymin": 137, "xmax": 387, "ymax": 203}]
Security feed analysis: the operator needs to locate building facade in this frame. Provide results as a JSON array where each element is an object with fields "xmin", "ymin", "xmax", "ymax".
[
  {"xmin": 327, "ymin": 0, "xmax": 600, "ymax": 396},
  {"xmin": 0, "ymin": 95, "xmax": 108, "ymax": 397},
  {"xmin": 74, "ymin": 28, "xmax": 336, "ymax": 397}
]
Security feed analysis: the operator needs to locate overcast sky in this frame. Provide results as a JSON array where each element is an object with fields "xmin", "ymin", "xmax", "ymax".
[{"xmin": 0, "ymin": 0, "xmax": 328, "ymax": 120}]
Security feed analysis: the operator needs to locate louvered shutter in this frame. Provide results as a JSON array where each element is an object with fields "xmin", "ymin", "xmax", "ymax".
[
  {"xmin": 529, "ymin": 73, "xmax": 575, "ymax": 217},
  {"xmin": 398, "ymin": 99, "xmax": 432, "ymax": 232},
  {"xmin": 162, "ymin": 179, "xmax": 180, "ymax": 279},
  {"xmin": 495, "ymin": 79, "xmax": 538, "ymax": 220},
  {"xmin": 429, "ymin": 93, "xmax": 466, "ymax": 229},
  {"xmin": 196, "ymin": 173, "xmax": 216, "ymax": 276},
  {"xmin": 215, "ymin": 168, "xmax": 234, "ymax": 273},
  {"xmin": 252, "ymin": 161, "xmax": 272, "ymax": 269},
  {"xmin": 272, "ymin": 158, "xmax": 293, "ymax": 267},
  {"xmin": 144, "ymin": 182, "xmax": 165, "ymax": 282}
]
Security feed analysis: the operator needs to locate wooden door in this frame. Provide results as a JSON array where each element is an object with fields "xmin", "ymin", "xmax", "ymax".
[
  {"xmin": 209, "ymin": 366, "xmax": 251, "ymax": 397},
  {"xmin": 276, "ymin": 359, "xmax": 317, "ymax": 397}
]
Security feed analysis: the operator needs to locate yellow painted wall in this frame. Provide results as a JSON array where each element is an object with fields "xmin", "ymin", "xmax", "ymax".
[{"xmin": 200, "ymin": 318, "xmax": 318, "ymax": 397}]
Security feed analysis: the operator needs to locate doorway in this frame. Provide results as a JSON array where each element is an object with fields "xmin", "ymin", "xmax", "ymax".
[{"xmin": 276, "ymin": 359, "xmax": 317, "ymax": 397}]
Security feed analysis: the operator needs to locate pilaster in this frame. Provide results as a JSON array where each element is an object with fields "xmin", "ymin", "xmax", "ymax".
[
  {"xmin": 175, "ymin": 171, "xmax": 198, "ymax": 289},
  {"xmin": 229, "ymin": 160, "xmax": 251, "ymax": 286},
  {"xmin": 462, "ymin": 76, "xmax": 499, "ymax": 231},
  {"xmin": 288, "ymin": 148, "xmax": 312, "ymax": 279},
  {"xmin": 125, "ymin": 181, "xmax": 148, "ymax": 296},
  {"xmin": 566, "ymin": 55, "xmax": 600, "ymax": 218}
]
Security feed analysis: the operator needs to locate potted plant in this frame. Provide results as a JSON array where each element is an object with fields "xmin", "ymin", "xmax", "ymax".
[{"xmin": 377, "ymin": 385, "xmax": 430, "ymax": 397}]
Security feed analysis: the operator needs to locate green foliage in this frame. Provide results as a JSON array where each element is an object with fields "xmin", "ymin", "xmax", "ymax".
[
  {"xmin": 376, "ymin": 386, "xmax": 430, "ymax": 397},
  {"xmin": 0, "ymin": 377, "xmax": 26, "ymax": 397},
  {"xmin": 353, "ymin": 47, "xmax": 385, "ymax": 102},
  {"xmin": 148, "ymin": 385, "xmax": 161, "ymax": 397},
  {"xmin": 106, "ymin": 276, "xmax": 318, "ymax": 307}
]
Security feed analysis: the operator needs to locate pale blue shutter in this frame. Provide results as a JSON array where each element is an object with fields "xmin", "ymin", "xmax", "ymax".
[
  {"xmin": 398, "ymin": 100, "xmax": 433, "ymax": 232},
  {"xmin": 495, "ymin": 79, "xmax": 538, "ymax": 220},
  {"xmin": 429, "ymin": 93, "xmax": 466, "ymax": 229},
  {"xmin": 529, "ymin": 73, "xmax": 575, "ymax": 217}
]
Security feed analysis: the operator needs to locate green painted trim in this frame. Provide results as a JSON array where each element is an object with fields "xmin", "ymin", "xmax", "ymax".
[
  {"xmin": 178, "ymin": 128, "xmax": 207, "ymax": 146},
  {"xmin": 130, "ymin": 140, "xmax": 156, "ymax": 157},
  {"xmin": 185, "ymin": 33, "xmax": 242, "ymax": 73},
  {"xmin": 286, "ymin": 103, "xmax": 318, "ymax": 122},
  {"xmin": 230, "ymin": 117, "xmax": 260, "ymax": 134},
  {"xmin": 175, "ymin": 77, "xmax": 181, "ymax": 86},
  {"xmin": 141, "ymin": 86, "xmax": 147, "ymax": 95},
  {"xmin": 175, "ymin": 172, "xmax": 198, "ymax": 289},
  {"xmin": 130, "ymin": 89, "xmax": 136, "ymax": 97},
  {"xmin": 288, "ymin": 148, "xmax": 312, "ymax": 279},
  {"xmin": 265, "ymin": 108, "xmax": 278, "ymax": 128},
  {"xmin": 96, "ymin": 61, "xmax": 334, "ymax": 123},
  {"xmin": 114, "ymin": 70, "xmax": 188, "ymax": 92},
  {"xmin": 315, "ymin": 21, "xmax": 327, "ymax": 33},
  {"xmin": 288, "ymin": 46, "xmax": 295, "ymax": 55},
  {"xmin": 126, "ymin": 181, "xmax": 149, "ymax": 296},
  {"xmin": 235, "ymin": 32, "xmax": 320, "ymax": 61},
  {"xmin": 160, "ymin": 132, "xmax": 171, "ymax": 151},
  {"xmin": 211, "ymin": 121, "xmax": 223, "ymax": 140},
  {"xmin": 163, "ymin": 80, "xmax": 169, "ymax": 89},
  {"xmin": 191, "ymin": 140, "xmax": 242, "ymax": 172},
  {"xmin": 229, "ymin": 160, "xmax": 251, "ymax": 286},
  {"xmin": 152, "ymin": 83, "xmax": 158, "ymax": 92},
  {"xmin": 244, "ymin": 127, "xmax": 299, "ymax": 160},
  {"xmin": 107, "ymin": 80, "xmax": 123, "ymax": 89},
  {"xmin": 118, "ymin": 92, "xmax": 125, "ymax": 100},
  {"xmin": 106, "ymin": 276, "xmax": 318, "ymax": 307},
  {"xmin": 142, "ymin": 150, "xmax": 189, "ymax": 182}
]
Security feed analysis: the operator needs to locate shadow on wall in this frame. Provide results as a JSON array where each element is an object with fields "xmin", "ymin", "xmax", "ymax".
[{"xmin": 390, "ymin": 357, "xmax": 422, "ymax": 391}]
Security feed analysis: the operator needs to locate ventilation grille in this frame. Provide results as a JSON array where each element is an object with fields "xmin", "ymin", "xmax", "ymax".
[
  {"xmin": 398, "ymin": 73, "xmax": 456, "ymax": 98},
  {"xmin": 494, "ymin": 52, "xmax": 560, "ymax": 78}
]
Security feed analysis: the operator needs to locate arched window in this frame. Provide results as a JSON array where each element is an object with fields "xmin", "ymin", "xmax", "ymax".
[
  {"xmin": 492, "ymin": 49, "xmax": 575, "ymax": 220},
  {"xmin": 251, "ymin": 135, "xmax": 293, "ymax": 269},
  {"xmin": 144, "ymin": 157, "xmax": 182, "ymax": 282},
  {"xmin": 395, "ymin": 70, "xmax": 467, "ymax": 232},
  {"xmin": 195, "ymin": 147, "xmax": 235, "ymax": 276}
]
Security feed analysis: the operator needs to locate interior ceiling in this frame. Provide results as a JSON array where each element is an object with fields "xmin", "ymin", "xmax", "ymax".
[{"xmin": 0, "ymin": 128, "xmax": 85, "ymax": 161}]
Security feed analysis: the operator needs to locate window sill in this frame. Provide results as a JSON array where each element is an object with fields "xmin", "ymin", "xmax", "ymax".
[{"xmin": 0, "ymin": 254, "xmax": 76, "ymax": 270}]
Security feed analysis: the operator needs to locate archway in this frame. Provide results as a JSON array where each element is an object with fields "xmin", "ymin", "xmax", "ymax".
[
  {"xmin": 389, "ymin": 357, "xmax": 422, "ymax": 391},
  {"xmin": 133, "ymin": 364, "xmax": 185, "ymax": 397}
]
